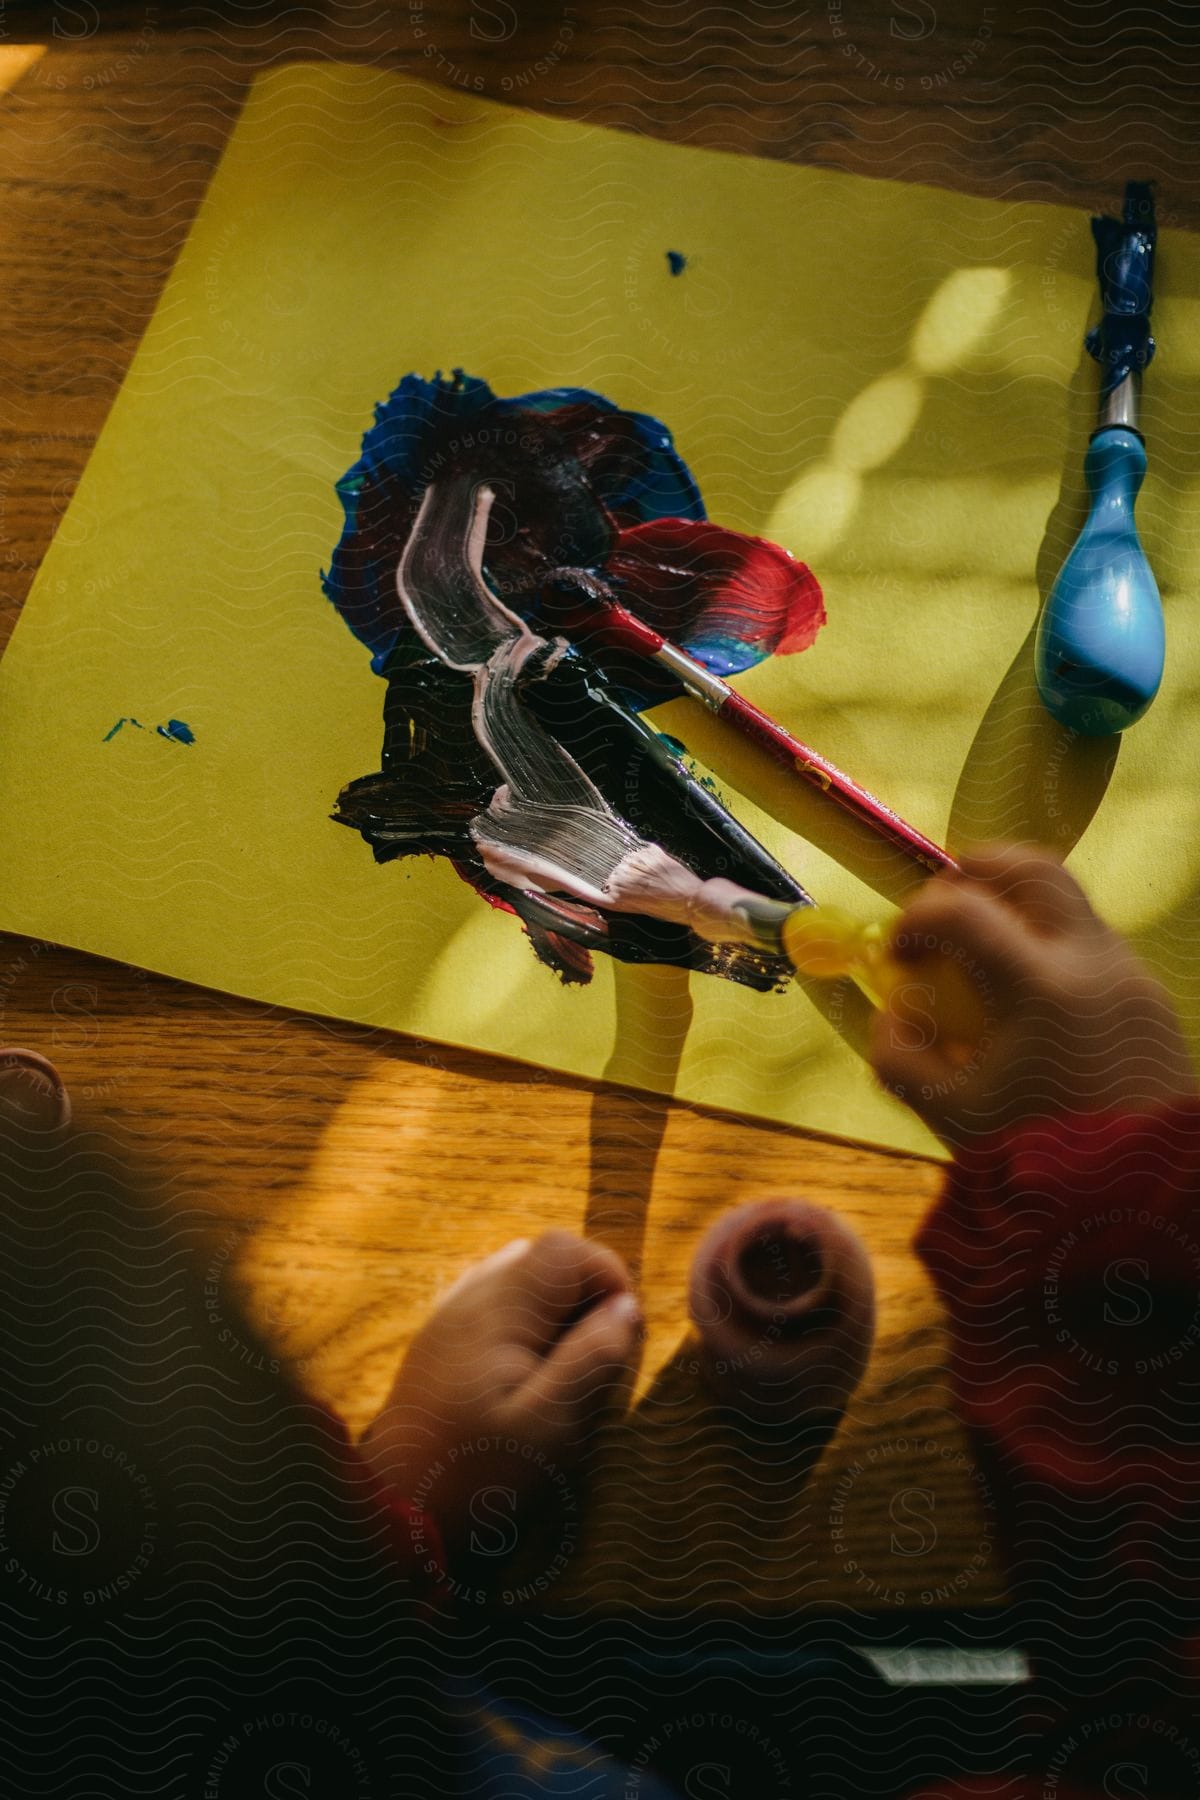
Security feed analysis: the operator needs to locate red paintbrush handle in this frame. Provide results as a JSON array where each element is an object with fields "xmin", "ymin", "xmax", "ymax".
[
  {"xmin": 715, "ymin": 686, "xmax": 956, "ymax": 875},
  {"xmin": 547, "ymin": 596, "xmax": 957, "ymax": 876}
]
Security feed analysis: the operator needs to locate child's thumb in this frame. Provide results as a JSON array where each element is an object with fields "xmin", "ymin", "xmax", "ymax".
[{"xmin": 516, "ymin": 1290, "xmax": 641, "ymax": 1429}]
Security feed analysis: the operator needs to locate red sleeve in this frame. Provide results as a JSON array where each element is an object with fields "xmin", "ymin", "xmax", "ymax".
[{"xmin": 916, "ymin": 1100, "xmax": 1200, "ymax": 1622}]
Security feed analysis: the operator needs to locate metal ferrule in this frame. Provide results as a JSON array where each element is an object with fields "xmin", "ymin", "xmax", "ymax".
[
  {"xmin": 1097, "ymin": 371, "xmax": 1140, "ymax": 434},
  {"xmin": 653, "ymin": 637, "xmax": 732, "ymax": 708}
]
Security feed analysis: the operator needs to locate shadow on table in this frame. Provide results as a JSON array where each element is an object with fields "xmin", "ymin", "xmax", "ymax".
[{"xmin": 585, "ymin": 963, "xmax": 693, "ymax": 1282}]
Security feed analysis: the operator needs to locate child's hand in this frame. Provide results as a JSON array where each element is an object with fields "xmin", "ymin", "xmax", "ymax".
[
  {"xmin": 870, "ymin": 842, "xmax": 1197, "ymax": 1146},
  {"xmin": 360, "ymin": 1230, "xmax": 640, "ymax": 1558}
]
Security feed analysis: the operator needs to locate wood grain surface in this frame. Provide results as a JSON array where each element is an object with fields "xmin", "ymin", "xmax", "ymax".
[{"xmin": 2, "ymin": 1, "xmax": 1197, "ymax": 1615}]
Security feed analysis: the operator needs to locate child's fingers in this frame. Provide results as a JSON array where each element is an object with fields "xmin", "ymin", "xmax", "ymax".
[
  {"xmin": 889, "ymin": 878, "xmax": 1038, "ymax": 991},
  {"xmin": 869, "ymin": 1007, "xmax": 956, "ymax": 1110},
  {"xmin": 513, "ymin": 1289, "xmax": 641, "ymax": 1425},
  {"xmin": 955, "ymin": 842, "xmax": 1097, "ymax": 936},
  {"xmin": 438, "ymin": 1236, "xmax": 533, "ymax": 1309},
  {"xmin": 492, "ymin": 1230, "xmax": 632, "ymax": 1354}
]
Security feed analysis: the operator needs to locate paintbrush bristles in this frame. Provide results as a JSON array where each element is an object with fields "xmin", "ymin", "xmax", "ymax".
[
  {"xmin": 474, "ymin": 828, "xmax": 796, "ymax": 952},
  {"xmin": 602, "ymin": 845, "xmax": 783, "ymax": 948}
]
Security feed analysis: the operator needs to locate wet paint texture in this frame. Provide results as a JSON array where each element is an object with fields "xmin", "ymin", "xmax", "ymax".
[
  {"xmin": 1086, "ymin": 181, "xmax": 1156, "ymax": 395},
  {"xmin": 157, "ymin": 719, "xmax": 196, "ymax": 745},
  {"xmin": 324, "ymin": 371, "xmax": 822, "ymax": 985}
]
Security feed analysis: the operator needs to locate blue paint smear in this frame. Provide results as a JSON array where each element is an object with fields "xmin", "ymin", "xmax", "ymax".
[
  {"xmin": 156, "ymin": 719, "xmax": 195, "ymax": 745},
  {"xmin": 666, "ymin": 250, "xmax": 687, "ymax": 276},
  {"xmin": 103, "ymin": 717, "xmax": 195, "ymax": 745}
]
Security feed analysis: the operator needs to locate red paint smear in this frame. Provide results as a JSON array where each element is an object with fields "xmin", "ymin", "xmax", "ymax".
[{"xmin": 606, "ymin": 518, "xmax": 826, "ymax": 667}]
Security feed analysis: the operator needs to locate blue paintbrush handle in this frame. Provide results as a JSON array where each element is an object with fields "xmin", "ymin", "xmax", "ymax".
[{"xmin": 1034, "ymin": 425, "xmax": 1164, "ymax": 736}]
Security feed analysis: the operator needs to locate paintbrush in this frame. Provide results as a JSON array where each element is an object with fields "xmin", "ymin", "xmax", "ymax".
[
  {"xmin": 1034, "ymin": 180, "xmax": 1164, "ymax": 736},
  {"xmin": 602, "ymin": 855, "xmax": 982, "ymax": 1040},
  {"xmin": 545, "ymin": 589, "xmax": 957, "ymax": 876}
]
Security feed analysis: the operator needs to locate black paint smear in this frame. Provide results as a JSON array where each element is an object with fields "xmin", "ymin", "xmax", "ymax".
[{"xmin": 334, "ymin": 635, "xmax": 801, "ymax": 990}]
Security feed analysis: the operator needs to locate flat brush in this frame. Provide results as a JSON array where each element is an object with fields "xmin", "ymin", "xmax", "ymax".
[{"xmin": 603, "ymin": 854, "xmax": 982, "ymax": 1043}]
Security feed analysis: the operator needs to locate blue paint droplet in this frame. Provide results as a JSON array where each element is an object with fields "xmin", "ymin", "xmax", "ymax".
[
  {"xmin": 156, "ymin": 719, "xmax": 196, "ymax": 745},
  {"xmin": 666, "ymin": 250, "xmax": 687, "ymax": 276},
  {"xmin": 103, "ymin": 717, "xmax": 144, "ymax": 742}
]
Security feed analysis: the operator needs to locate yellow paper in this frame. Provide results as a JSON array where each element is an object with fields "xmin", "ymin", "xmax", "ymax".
[{"xmin": 3, "ymin": 65, "xmax": 1199, "ymax": 1162}]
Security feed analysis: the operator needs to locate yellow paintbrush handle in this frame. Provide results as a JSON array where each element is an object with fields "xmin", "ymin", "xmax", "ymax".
[{"xmin": 781, "ymin": 906, "xmax": 986, "ymax": 1047}]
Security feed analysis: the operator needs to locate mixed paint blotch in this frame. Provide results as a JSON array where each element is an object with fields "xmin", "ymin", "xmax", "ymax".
[
  {"xmin": 103, "ymin": 716, "xmax": 195, "ymax": 745},
  {"xmin": 322, "ymin": 370, "xmax": 824, "ymax": 987},
  {"xmin": 666, "ymin": 249, "xmax": 687, "ymax": 276}
]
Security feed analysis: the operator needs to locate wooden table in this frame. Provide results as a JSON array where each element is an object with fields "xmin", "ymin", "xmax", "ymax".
[{"xmin": 2, "ymin": 1, "xmax": 1196, "ymax": 1616}]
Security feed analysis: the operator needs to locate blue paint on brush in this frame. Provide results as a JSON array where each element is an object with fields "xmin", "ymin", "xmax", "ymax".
[
  {"xmin": 1086, "ymin": 180, "xmax": 1156, "ymax": 394},
  {"xmin": 666, "ymin": 250, "xmax": 687, "ymax": 276}
]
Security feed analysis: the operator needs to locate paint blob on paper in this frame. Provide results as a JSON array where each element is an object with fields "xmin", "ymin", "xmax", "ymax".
[
  {"xmin": 322, "ymin": 371, "xmax": 825, "ymax": 986},
  {"xmin": 103, "ymin": 716, "xmax": 195, "ymax": 745}
]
